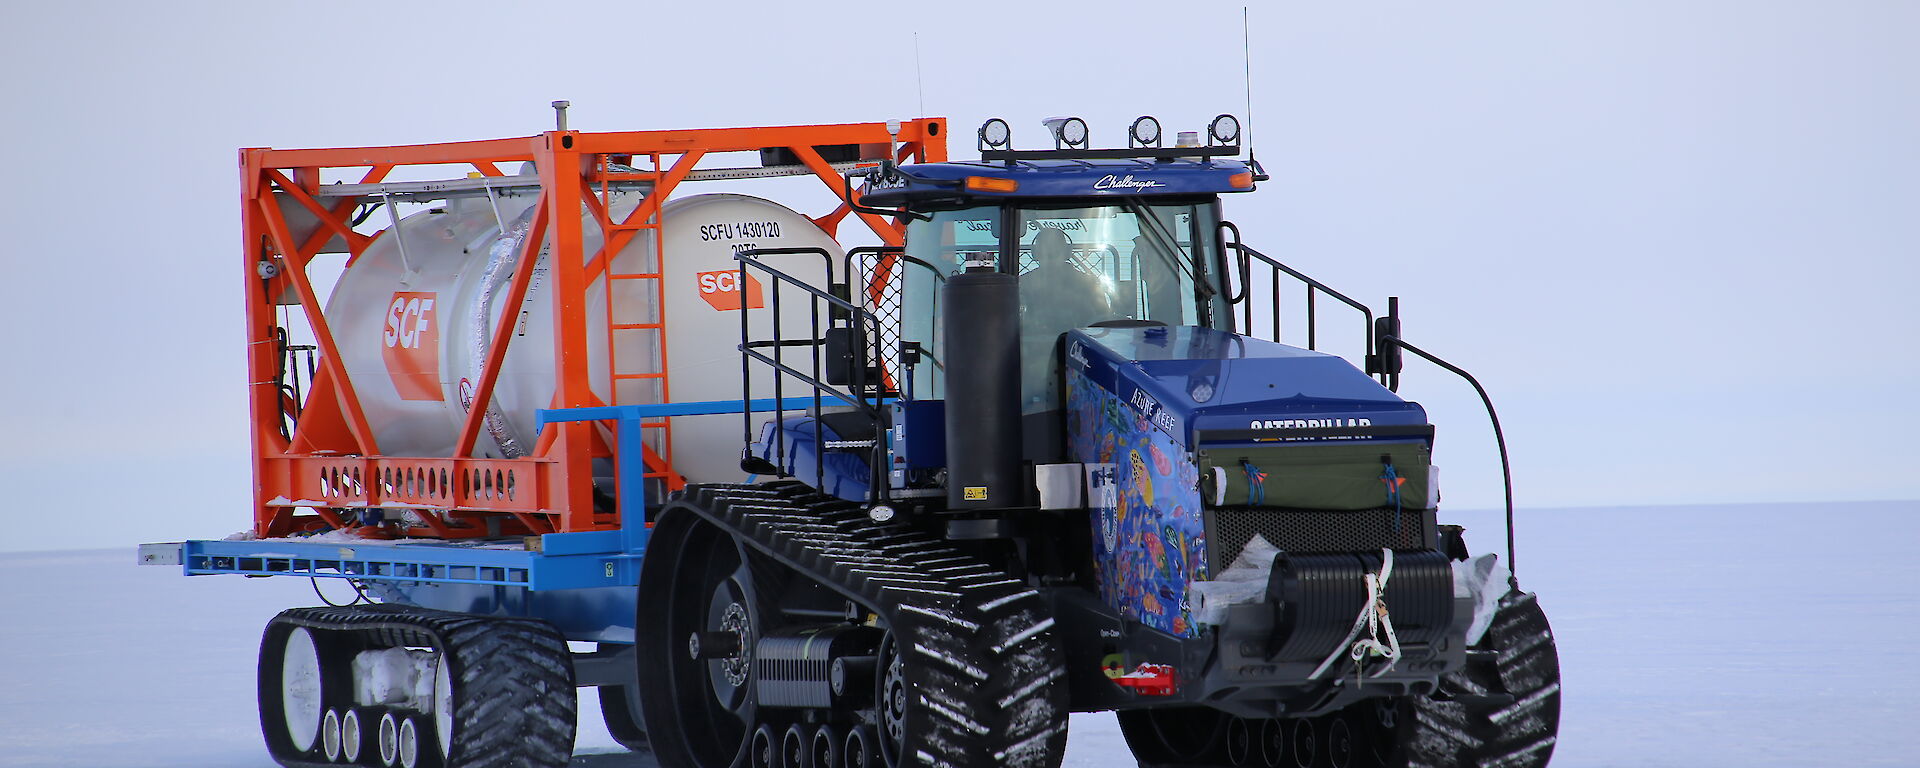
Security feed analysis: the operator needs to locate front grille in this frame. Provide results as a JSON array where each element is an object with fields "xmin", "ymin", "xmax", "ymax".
[{"xmin": 1206, "ymin": 506, "xmax": 1435, "ymax": 574}]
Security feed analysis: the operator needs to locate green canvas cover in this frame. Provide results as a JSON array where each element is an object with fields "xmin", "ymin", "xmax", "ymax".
[{"xmin": 1197, "ymin": 441, "xmax": 1432, "ymax": 511}]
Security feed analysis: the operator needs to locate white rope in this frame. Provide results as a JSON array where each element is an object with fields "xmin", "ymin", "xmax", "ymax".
[{"xmin": 1307, "ymin": 548, "xmax": 1402, "ymax": 682}]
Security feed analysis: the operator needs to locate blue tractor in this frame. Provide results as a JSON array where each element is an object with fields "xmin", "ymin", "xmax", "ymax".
[{"xmin": 659, "ymin": 115, "xmax": 1561, "ymax": 768}]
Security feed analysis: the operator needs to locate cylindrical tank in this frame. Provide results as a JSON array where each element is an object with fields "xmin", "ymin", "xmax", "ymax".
[{"xmin": 324, "ymin": 186, "xmax": 845, "ymax": 484}]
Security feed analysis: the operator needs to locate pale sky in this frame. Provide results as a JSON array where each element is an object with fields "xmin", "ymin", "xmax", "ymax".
[{"xmin": 2, "ymin": 1, "xmax": 1915, "ymax": 551}]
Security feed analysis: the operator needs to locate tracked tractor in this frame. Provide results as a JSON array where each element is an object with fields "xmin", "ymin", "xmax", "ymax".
[{"xmin": 145, "ymin": 112, "xmax": 1558, "ymax": 768}]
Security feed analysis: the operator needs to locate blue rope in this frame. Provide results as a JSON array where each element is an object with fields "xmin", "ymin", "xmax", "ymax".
[
  {"xmin": 1241, "ymin": 459, "xmax": 1268, "ymax": 506},
  {"xmin": 1381, "ymin": 461, "xmax": 1403, "ymax": 534}
]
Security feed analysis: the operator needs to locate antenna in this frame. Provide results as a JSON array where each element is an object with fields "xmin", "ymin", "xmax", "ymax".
[
  {"xmin": 1242, "ymin": 7, "xmax": 1258, "ymax": 170},
  {"xmin": 913, "ymin": 32, "xmax": 927, "ymax": 118}
]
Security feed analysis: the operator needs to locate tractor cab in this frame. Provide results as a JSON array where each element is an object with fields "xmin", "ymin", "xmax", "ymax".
[{"xmin": 861, "ymin": 115, "xmax": 1260, "ymax": 418}]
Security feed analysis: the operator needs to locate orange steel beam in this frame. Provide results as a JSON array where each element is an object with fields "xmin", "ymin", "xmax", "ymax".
[
  {"xmin": 265, "ymin": 169, "xmax": 373, "ymax": 254},
  {"xmin": 536, "ymin": 132, "xmax": 599, "ymax": 532},
  {"xmin": 255, "ymin": 137, "xmax": 534, "ymax": 170},
  {"xmin": 255, "ymin": 192, "xmax": 379, "ymax": 454},
  {"xmin": 452, "ymin": 196, "xmax": 551, "ymax": 457},
  {"xmin": 568, "ymin": 120, "xmax": 943, "ymax": 155},
  {"xmin": 792, "ymin": 144, "xmax": 904, "ymax": 247}
]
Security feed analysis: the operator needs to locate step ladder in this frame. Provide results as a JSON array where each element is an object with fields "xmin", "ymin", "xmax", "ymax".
[{"xmin": 592, "ymin": 153, "xmax": 684, "ymax": 501}]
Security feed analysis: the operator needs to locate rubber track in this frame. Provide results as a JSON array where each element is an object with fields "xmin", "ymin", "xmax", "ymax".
[
  {"xmin": 1398, "ymin": 592, "xmax": 1561, "ymax": 768},
  {"xmin": 598, "ymin": 684, "xmax": 653, "ymax": 755},
  {"xmin": 264, "ymin": 605, "xmax": 577, "ymax": 768},
  {"xmin": 673, "ymin": 482, "xmax": 1070, "ymax": 768}
]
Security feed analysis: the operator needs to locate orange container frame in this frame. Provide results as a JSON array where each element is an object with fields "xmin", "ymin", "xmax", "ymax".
[{"xmin": 240, "ymin": 119, "xmax": 949, "ymax": 539}]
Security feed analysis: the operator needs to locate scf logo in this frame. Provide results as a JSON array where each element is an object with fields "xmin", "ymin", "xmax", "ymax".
[
  {"xmin": 696, "ymin": 269, "xmax": 765, "ymax": 311},
  {"xmin": 381, "ymin": 291, "xmax": 443, "ymax": 401},
  {"xmin": 384, "ymin": 295, "xmax": 435, "ymax": 348}
]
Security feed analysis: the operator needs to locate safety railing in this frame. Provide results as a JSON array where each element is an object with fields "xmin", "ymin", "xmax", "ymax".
[
  {"xmin": 1219, "ymin": 220, "xmax": 1402, "ymax": 390},
  {"xmin": 734, "ymin": 248, "xmax": 892, "ymax": 501}
]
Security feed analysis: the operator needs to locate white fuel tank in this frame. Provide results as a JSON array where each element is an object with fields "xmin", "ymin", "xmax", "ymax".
[{"xmin": 325, "ymin": 190, "xmax": 844, "ymax": 484}]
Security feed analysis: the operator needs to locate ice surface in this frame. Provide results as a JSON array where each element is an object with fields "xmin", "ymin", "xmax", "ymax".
[{"xmin": 1, "ymin": 501, "xmax": 1916, "ymax": 767}]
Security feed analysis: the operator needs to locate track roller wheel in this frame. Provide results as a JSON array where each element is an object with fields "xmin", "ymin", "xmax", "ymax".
[
  {"xmin": 811, "ymin": 725, "xmax": 840, "ymax": 768},
  {"xmin": 1259, "ymin": 719, "xmax": 1286, "ymax": 768},
  {"xmin": 783, "ymin": 724, "xmax": 811, "ymax": 768},
  {"xmin": 1322, "ymin": 716, "xmax": 1353, "ymax": 768},
  {"xmin": 751, "ymin": 724, "xmax": 779, "ymax": 768},
  {"xmin": 843, "ymin": 725, "xmax": 878, "ymax": 768},
  {"xmin": 1288, "ymin": 718, "xmax": 1315, "ymax": 768},
  {"xmin": 1226, "ymin": 717, "xmax": 1254, "ymax": 767},
  {"xmin": 322, "ymin": 709, "xmax": 343, "ymax": 762},
  {"xmin": 342, "ymin": 708, "xmax": 365, "ymax": 763},
  {"xmin": 399, "ymin": 717, "xmax": 421, "ymax": 768},
  {"xmin": 379, "ymin": 711, "xmax": 400, "ymax": 766}
]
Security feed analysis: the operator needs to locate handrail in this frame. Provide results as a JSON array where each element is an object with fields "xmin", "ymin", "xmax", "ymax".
[
  {"xmin": 735, "ymin": 250, "xmax": 891, "ymax": 501},
  {"xmin": 1383, "ymin": 336, "xmax": 1522, "ymax": 592},
  {"xmin": 1220, "ymin": 229, "xmax": 1377, "ymax": 383},
  {"xmin": 744, "ymin": 245, "xmax": 836, "ymax": 288}
]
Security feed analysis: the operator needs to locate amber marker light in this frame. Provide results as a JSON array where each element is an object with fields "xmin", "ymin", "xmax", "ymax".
[
  {"xmin": 965, "ymin": 176, "xmax": 1020, "ymax": 193},
  {"xmin": 1229, "ymin": 172, "xmax": 1254, "ymax": 189}
]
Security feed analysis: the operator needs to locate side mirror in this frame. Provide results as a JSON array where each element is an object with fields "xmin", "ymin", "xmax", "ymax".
[
  {"xmin": 1367, "ymin": 298, "xmax": 1403, "ymax": 390},
  {"xmin": 1368, "ymin": 315, "xmax": 1401, "ymax": 376}
]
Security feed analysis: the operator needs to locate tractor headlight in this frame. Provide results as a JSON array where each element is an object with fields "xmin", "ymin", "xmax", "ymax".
[
  {"xmin": 978, "ymin": 118, "xmax": 1011, "ymax": 151},
  {"xmin": 1209, "ymin": 114, "xmax": 1241, "ymax": 145},
  {"xmin": 1042, "ymin": 116, "xmax": 1089, "ymax": 149},
  {"xmin": 1129, "ymin": 115, "xmax": 1162, "ymax": 148}
]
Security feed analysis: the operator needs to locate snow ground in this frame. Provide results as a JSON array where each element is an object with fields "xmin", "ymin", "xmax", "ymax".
[{"xmin": 1, "ymin": 501, "xmax": 1914, "ymax": 767}]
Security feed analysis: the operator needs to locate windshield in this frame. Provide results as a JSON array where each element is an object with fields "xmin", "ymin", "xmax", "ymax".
[{"xmin": 895, "ymin": 201, "xmax": 1224, "ymax": 410}]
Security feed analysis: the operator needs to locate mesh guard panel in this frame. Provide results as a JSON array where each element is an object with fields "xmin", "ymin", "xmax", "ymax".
[{"xmin": 1205, "ymin": 506, "xmax": 1436, "ymax": 575}]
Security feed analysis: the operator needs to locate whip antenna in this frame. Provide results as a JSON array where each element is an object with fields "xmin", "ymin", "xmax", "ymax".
[
  {"xmin": 1243, "ymin": 7, "xmax": 1259, "ymax": 171},
  {"xmin": 914, "ymin": 32, "xmax": 926, "ymax": 118}
]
